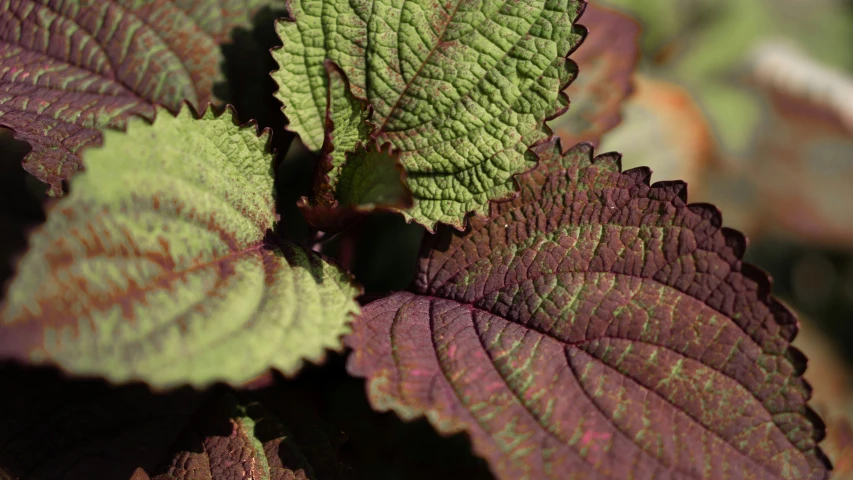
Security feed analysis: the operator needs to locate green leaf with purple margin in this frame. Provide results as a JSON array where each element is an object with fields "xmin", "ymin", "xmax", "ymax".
[
  {"xmin": 0, "ymin": 105, "xmax": 360, "ymax": 388},
  {"xmin": 347, "ymin": 138, "xmax": 831, "ymax": 479},
  {"xmin": 272, "ymin": 0, "xmax": 587, "ymax": 230},
  {"xmin": 0, "ymin": 0, "xmax": 277, "ymax": 195}
]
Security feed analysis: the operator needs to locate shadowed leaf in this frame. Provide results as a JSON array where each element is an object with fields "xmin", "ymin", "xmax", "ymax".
[
  {"xmin": 347, "ymin": 138, "xmax": 830, "ymax": 479},
  {"xmin": 0, "ymin": 0, "xmax": 278, "ymax": 195},
  {"xmin": 0, "ymin": 366, "xmax": 351, "ymax": 480},
  {"xmin": 0, "ymin": 106, "xmax": 360, "ymax": 388},
  {"xmin": 299, "ymin": 141, "xmax": 413, "ymax": 232},
  {"xmin": 150, "ymin": 392, "xmax": 352, "ymax": 480},
  {"xmin": 318, "ymin": 61, "xmax": 376, "ymax": 202},
  {"xmin": 550, "ymin": 3, "xmax": 640, "ymax": 147},
  {"xmin": 272, "ymin": 0, "xmax": 587, "ymax": 229},
  {"xmin": 297, "ymin": 64, "xmax": 411, "ymax": 232}
]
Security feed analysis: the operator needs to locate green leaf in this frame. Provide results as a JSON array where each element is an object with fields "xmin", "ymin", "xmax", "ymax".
[
  {"xmin": 321, "ymin": 61, "xmax": 376, "ymax": 198},
  {"xmin": 336, "ymin": 142, "xmax": 410, "ymax": 208},
  {"xmin": 0, "ymin": 0, "xmax": 278, "ymax": 195},
  {"xmin": 0, "ymin": 105, "xmax": 360, "ymax": 388},
  {"xmin": 299, "ymin": 141, "xmax": 412, "ymax": 232},
  {"xmin": 297, "ymin": 63, "xmax": 410, "ymax": 232},
  {"xmin": 272, "ymin": 0, "xmax": 587, "ymax": 229}
]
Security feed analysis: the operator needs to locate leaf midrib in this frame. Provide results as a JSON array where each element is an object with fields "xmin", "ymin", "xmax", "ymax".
[{"xmin": 373, "ymin": 0, "xmax": 465, "ymax": 133}]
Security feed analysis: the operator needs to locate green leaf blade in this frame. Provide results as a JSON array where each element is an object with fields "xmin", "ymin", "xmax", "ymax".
[
  {"xmin": 272, "ymin": 0, "xmax": 587, "ymax": 229},
  {"xmin": 322, "ymin": 61, "xmax": 375, "ymax": 196},
  {"xmin": 273, "ymin": 0, "xmax": 367, "ymax": 152},
  {"xmin": 0, "ymin": 106, "xmax": 360, "ymax": 388}
]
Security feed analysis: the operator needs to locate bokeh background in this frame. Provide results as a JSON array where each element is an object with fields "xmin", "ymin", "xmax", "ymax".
[
  {"xmin": 554, "ymin": 0, "xmax": 853, "ymax": 473},
  {"xmin": 1, "ymin": 0, "xmax": 851, "ymax": 476}
]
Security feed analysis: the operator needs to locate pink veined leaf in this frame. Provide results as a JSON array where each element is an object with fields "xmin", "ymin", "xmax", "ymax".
[
  {"xmin": 347, "ymin": 138, "xmax": 831, "ymax": 479},
  {"xmin": 0, "ymin": 0, "xmax": 274, "ymax": 195},
  {"xmin": 550, "ymin": 3, "xmax": 641, "ymax": 147}
]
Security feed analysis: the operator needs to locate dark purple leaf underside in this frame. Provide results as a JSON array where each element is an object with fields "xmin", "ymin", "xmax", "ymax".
[
  {"xmin": 553, "ymin": 3, "xmax": 640, "ymax": 147},
  {"xmin": 0, "ymin": 0, "xmax": 269, "ymax": 195},
  {"xmin": 348, "ymin": 139, "xmax": 830, "ymax": 479}
]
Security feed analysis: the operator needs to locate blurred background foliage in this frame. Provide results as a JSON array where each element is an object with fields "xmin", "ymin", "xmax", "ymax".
[{"xmin": 1, "ymin": 0, "xmax": 852, "ymax": 477}]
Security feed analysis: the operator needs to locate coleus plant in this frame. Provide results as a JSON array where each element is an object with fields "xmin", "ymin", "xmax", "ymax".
[{"xmin": 0, "ymin": 0, "xmax": 834, "ymax": 479}]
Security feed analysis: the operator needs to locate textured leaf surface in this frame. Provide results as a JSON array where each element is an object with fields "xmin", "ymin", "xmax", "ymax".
[
  {"xmin": 549, "ymin": 3, "xmax": 639, "ymax": 147},
  {"xmin": 151, "ymin": 392, "xmax": 351, "ymax": 480},
  {"xmin": 347, "ymin": 139, "xmax": 830, "ymax": 479},
  {"xmin": 319, "ymin": 61, "xmax": 375, "ymax": 199},
  {"xmin": 272, "ymin": 0, "xmax": 587, "ymax": 229},
  {"xmin": 0, "ymin": 0, "xmax": 276, "ymax": 195},
  {"xmin": 0, "ymin": 106, "xmax": 360, "ymax": 388},
  {"xmin": 0, "ymin": 366, "xmax": 351, "ymax": 480},
  {"xmin": 299, "ymin": 142, "xmax": 412, "ymax": 232},
  {"xmin": 297, "ymin": 64, "xmax": 411, "ymax": 232}
]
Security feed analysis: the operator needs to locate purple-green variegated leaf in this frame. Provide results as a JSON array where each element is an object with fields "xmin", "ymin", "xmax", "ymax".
[
  {"xmin": 0, "ymin": 105, "xmax": 360, "ymax": 389},
  {"xmin": 150, "ymin": 393, "xmax": 352, "ymax": 480},
  {"xmin": 0, "ymin": 0, "xmax": 277, "ymax": 195},
  {"xmin": 347, "ymin": 138, "xmax": 831, "ymax": 479}
]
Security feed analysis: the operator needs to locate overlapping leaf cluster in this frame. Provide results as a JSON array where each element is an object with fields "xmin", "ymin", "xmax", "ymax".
[
  {"xmin": 273, "ymin": 0, "xmax": 587, "ymax": 229},
  {"xmin": 0, "ymin": 0, "xmax": 278, "ymax": 195},
  {"xmin": 1, "ymin": 106, "xmax": 360, "ymax": 388},
  {"xmin": 0, "ymin": 0, "xmax": 835, "ymax": 479}
]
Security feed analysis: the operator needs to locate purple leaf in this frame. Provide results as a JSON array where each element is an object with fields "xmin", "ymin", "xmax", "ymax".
[
  {"xmin": 0, "ymin": 0, "xmax": 275, "ymax": 195},
  {"xmin": 347, "ymin": 138, "xmax": 831, "ymax": 479}
]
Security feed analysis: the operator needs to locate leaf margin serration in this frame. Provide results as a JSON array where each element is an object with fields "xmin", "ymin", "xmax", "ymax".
[
  {"xmin": 0, "ymin": 103, "xmax": 362, "ymax": 389},
  {"xmin": 346, "ymin": 137, "xmax": 832, "ymax": 480}
]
